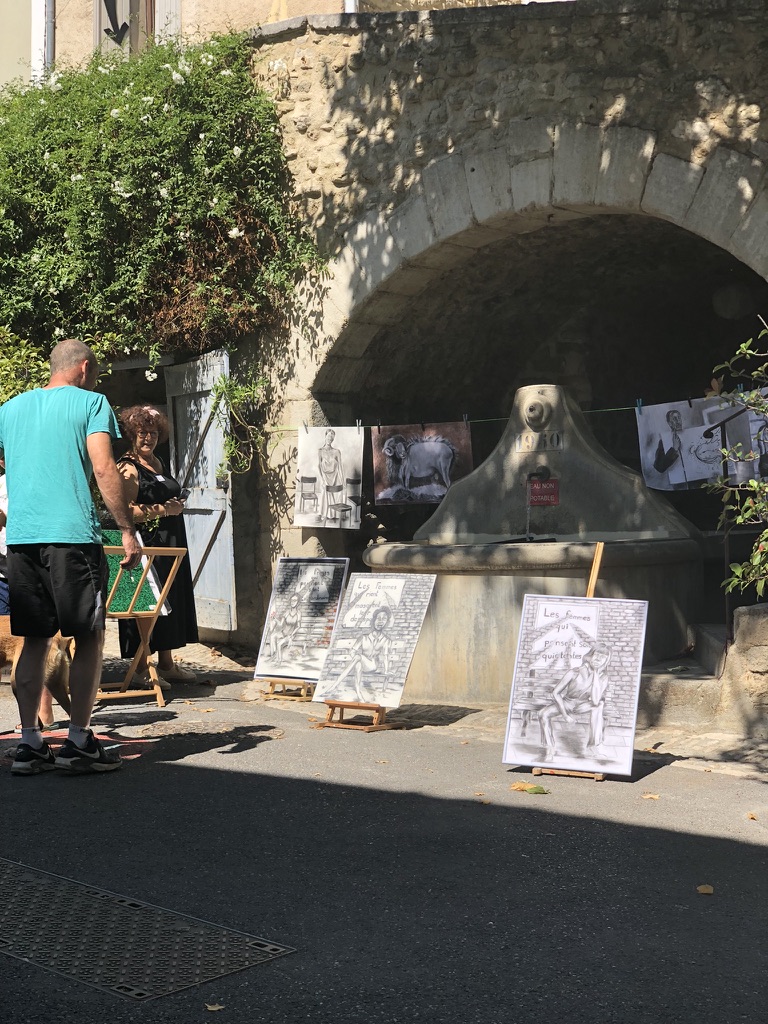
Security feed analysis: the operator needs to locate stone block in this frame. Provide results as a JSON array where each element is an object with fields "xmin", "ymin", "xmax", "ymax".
[
  {"xmin": 508, "ymin": 119, "xmax": 552, "ymax": 161},
  {"xmin": 511, "ymin": 156, "xmax": 552, "ymax": 212},
  {"xmin": 728, "ymin": 189, "xmax": 768, "ymax": 280},
  {"xmin": 683, "ymin": 147, "xmax": 765, "ymax": 247},
  {"xmin": 744, "ymin": 646, "xmax": 768, "ymax": 673},
  {"xmin": 387, "ymin": 193, "xmax": 437, "ymax": 262},
  {"xmin": 331, "ymin": 321, "xmax": 382, "ymax": 360},
  {"xmin": 595, "ymin": 127, "xmax": 656, "ymax": 212},
  {"xmin": 408, "ymin": 241, "xmax": 474, "ymax": 272},
  {"xmin": 641, "ymin": 153, "xmax": 704, "ymax": 223},
  {"xmin": 733, "ymin": 604, "xmax": 768, "ymax": 648},
  {"xmin": 422, "ymin": 153, "xmax": 475, "ymax": 241},
  {"xmin": 463, "ymin": 147, "xmax": 513, "ymax": 224},
  {"xmin": 552, "ymin": 123, "xmax": 601, "ymax": 209},
  {"xmin": 344, "ymin": 210, "xmax": 404, "ymax": 292},
  {"xmin": 377, "ymin": 264, "xmax": 437, "ymax": 297},
  {"xmin": 354, "ymin": 289, "xmax": 411, "ymax": 327}
]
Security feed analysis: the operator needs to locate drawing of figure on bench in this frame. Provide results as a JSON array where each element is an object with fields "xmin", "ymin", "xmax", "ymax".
[
  {"xmin": 537, "ymin": 642, "xmax": 612, "ymax": 762},
  {"xmin": 267, "ymin": 593, "xmax": 305, "ymax": 666},
  {"xmin": 331, "ymin": 606, "xmax": 393, "ymax": 703}
]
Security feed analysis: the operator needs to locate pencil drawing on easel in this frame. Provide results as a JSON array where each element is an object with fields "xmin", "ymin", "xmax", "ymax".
[
  {"xmin": 313, "ymin": 573, "xmax": 436, "ymax": 708},
  {"xmin": 503, "ymin": 595, "xmax": 647, "ymax": 776},
  {"xmin": 254, "ymin": 558, "xmax": 349, "ymax": 681}
]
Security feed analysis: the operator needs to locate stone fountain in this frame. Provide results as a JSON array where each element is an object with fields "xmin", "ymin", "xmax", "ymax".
[{"xmin": 364, "ymin": 384, "xmax": 703, "ymax": 703}]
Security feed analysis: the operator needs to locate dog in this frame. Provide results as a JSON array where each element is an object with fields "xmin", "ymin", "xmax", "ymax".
[{"xmin": 0, "ymin": 615, "xmax": 72, "ymax": 729}]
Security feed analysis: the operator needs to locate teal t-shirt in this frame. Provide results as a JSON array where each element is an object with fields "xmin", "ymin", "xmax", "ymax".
[{"xmin": 0, "ymin": 386, "xmax": 120, "ymax": 544}]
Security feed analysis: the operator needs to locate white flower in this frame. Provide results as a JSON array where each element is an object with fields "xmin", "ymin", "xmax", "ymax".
[
  {"xmin": 30, "ymin": 253, "xmax": 41, "ymax": 264},
  {"xmin": 199, "ymin": 133, "xmax": 206, "ymax": 140},
  {"xmin": 228, "ymin": 226, "xmax": 244, "ymax": 239},
  {"xmin": 97, "ymin": 65, "xmax": 110, "ymax": 74},
  {"xmin": 43, "ymin": 150, "xmax": 50, "ymax": 161},
  {"xmin": 54, "ymin": 327, "xmax": 64, "ymax": 337},
  {"xmin": 178, "ymin": 59, "xmax": 191, "ymax": 74},
  {"xmin": 200, "ymin": 53, "xmax": 215, "ymax": 67},
  {"xmin": 48, "ymin": 73, "xmax": 62, "ymax": 92},
  {"xmin": 140, "ymin": 114, "xmax": 152, "ymax": 123},
  {"xmin": 232, "ymin": 146, "xmax": 242, "ymax": 158},
  {"xmin": 209, "ymin": 197, "xmax": 218, "ymax": 207},
  {"xmin": 122, "ymin": 84, "xmax": 133, "ymax": 96},
  {"xmin": 163, "ymin": 103, "xmax": 171, "ymax": 113},
  {"xmin": 110, "ymin": 108, "xmax": 121, "ymax": 118},
  {"xmin": 171, "ymin": 71, "xmax": 185, "ymax": 85},
  {"xmin": 70, "ymin": 173, "xmax": 83, "ymax": 181},
  {"xmin": 151, "ymin": 172, "xmax": 160, "ymax": 179},
  {"xmin": 220, "ymin": 69, "xmax": 233, "ymax": 77},
  {"xmin": 158, "ymin": 186, "xmax": 169, "ymax": 199},
  {"xmin": 111, "ymin": 180, "xmax": 133, "ymax": 199},
  {"xmin": 39, "ymin": 99, "xmax": 47, "ymax": 105},
  {"xmin": 144, "ymin": 370, "xmax": 158, "ymax": 382},
  {"xmin": 141, "ymin": 96, "xmax": 154, "ymax": 104}
]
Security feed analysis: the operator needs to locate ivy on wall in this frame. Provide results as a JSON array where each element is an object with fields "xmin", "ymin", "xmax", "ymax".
[{"xmin": 0, "ymin": 31, "xmax": 321, "ymax": 392}]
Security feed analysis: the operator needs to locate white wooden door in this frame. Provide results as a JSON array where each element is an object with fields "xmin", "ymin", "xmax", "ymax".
[{"xmin": 165, "ymin": 350, "xmax": 237, "ymax": 632}]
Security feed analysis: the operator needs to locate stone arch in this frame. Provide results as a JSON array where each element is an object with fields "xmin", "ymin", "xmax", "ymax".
[{"xmin": 306, "ymin": 124, "xmax": 768, "ymax": 403}]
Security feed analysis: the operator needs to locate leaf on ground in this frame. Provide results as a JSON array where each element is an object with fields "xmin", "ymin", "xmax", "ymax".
[
  {"xmin": 642, "ymin": 792, "xmax": 660, "ymax": 800},
  {"xmin": 747, "ymin": 812, "xmax": 758, "ymax": 820},
  {"xmin": 479, "ymin": 799, "xmax": 492, "ymax": 805},
  {"xmin": 205, "ymin": 1004, "xmax": 226, "ymax": 1011},
  {"xmin": 201, "ymin": 708, "xmax": 216, "ymax": 713},
  {"xmin": 210, "ymin": 649, "xmax": 222, "ymax": 658},
  {"xmin": 307, "ymin": 717, "xmax": 318, "ymax": 722},
  {"xmin": 510, "ymin": 782, "xmax": 548, "ymax": 794},
  {"xmin": 474, "ymin": 791, "xmax": 485, "ymax": 796},
  {"xmin": 376, "ymin": 759, "xmax": 389, "ymax": 764},
  {"xmin": 460, "ymin": 740, "xmax": 470, "ymax": 745},
  {"xmin": 696, "ymin": 884, "xmax": 714, "ymax": 895}
]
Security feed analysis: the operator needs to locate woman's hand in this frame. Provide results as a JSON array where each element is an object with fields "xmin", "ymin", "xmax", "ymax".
[{"xmin": 164, "ymin": 498, "xmax": 185, "ymax": 516}]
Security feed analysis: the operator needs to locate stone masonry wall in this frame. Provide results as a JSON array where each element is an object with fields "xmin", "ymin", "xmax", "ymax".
[{"xmin": 253, "ymin": 0, "xmax": 768, "ymax": 255}]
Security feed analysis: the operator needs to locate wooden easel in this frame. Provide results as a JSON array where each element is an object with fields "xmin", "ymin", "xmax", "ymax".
[
  {"xmin": 261, "ymin": 677, "xmax": 315, "ymax": 701},
  {"xmin": 318, "ymin": 700, "xmax": 406, "ymax": 732},
  {"xmin": 532, "ymin": 541, "xmax": 607, "ymax": 783},
  {"xmin": 97, "ymin": 545, "xmax": 186, "ymax": 709}
]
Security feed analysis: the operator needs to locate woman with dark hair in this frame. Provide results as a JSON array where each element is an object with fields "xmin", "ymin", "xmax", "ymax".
[{"xmin": 116, "ymin": 405, "xmax": 199, "ymax": 686}]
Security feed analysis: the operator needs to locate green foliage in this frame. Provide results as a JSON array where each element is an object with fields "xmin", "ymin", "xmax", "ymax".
[
  {"xmin": 0, "ymin": 32, "xmax": 321, "ymax": 372},
  {"xmin": 211, "ymin": 368, "xmax": 269, "ymax": 476},
  {"xmin": 710, "ymin": 326, "xmax": 768, "ymax": 596}
]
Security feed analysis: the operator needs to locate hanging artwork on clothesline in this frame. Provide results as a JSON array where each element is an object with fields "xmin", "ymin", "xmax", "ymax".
[
  {"xmin": 293, "ymin": 426, "xmax": 364, "ymax": 528},
  {"xmin": 635, "ymin": 395, "xmax": 765, "ymax": 490},
  {"xmin": 503, "ymin": 594, "xmax": 648, "ymax": 777},
  {"xmin": 312, "ymin": 572, "xmax": 436, "ymax": 708},
  {"xmin": 254, "ymin": 557, "xmax": 349, "ymax": 681},
  {"xmin": 372, "ymin": 421, "xmax": 473, "ymax": 505}
]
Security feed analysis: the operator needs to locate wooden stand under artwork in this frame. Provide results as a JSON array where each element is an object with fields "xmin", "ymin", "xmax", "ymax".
[
  {"xmin": 261, "ymin": 677, "xmax": 315, "ymax": 701},
  {"xmin": 532, "ymin": 541, "xmax": 607, "ymax": 783},
  {"xmin": 97, "ymin": 545, "xmax": 186, "ymax": 710},
  {"xmin": 318, "ymin": 700, "xmax": 406, "ymax": 732}
]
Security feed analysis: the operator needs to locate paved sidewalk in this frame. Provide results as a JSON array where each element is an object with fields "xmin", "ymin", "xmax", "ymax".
[{"xmin": 99, "ymin": 623, "xmax": 768, "ymax": 780}]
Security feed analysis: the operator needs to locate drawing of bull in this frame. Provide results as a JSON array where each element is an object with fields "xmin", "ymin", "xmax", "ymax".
[{"xmin": 382, "ymin": 434, "xmax": 457, "ymax": 491}]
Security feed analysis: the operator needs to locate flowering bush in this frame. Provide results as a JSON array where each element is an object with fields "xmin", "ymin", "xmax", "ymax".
[{"xmin": 0, "ymin": 33, "xmax": 321, "ymax": 370}]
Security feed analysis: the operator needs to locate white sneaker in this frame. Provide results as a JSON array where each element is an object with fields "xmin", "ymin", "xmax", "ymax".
[{"xmin": 157, "ymin": 663, "xmax": 197, "ymax": 683}]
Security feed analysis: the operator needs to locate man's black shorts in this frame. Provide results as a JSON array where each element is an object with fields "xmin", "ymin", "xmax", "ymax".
[{"xmin": 7, "ymin": 544, "xmax": 108, "ymax": 637}]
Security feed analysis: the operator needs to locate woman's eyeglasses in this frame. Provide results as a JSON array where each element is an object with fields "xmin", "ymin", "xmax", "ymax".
[{"xmin": 137, "ymin": 430, "xmax": 159, "ymax": 438}]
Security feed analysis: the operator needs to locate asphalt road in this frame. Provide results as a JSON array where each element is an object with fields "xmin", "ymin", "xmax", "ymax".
[{"xmin": 0, "ymin": 683, "xmax": 766, "ymax": 1024}]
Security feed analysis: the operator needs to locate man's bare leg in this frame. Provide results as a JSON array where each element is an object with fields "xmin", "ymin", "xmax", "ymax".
[
  {"xmin": 14, "ymin": 637, "xmax": 51, "ymax": 729},
  {"xmin": 67, "ymin": 630, "xmax": 104, "ymax": 730}
]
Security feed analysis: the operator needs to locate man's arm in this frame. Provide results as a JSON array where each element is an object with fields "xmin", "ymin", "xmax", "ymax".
[{"xmin": 86, "ymin": 432, "xmax": 142, "ymax": 569}]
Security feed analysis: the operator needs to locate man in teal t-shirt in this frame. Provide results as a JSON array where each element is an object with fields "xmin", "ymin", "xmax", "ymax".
[{"xmin": 0, "ymin": 338, "xmax": 142, "ymax": 775}]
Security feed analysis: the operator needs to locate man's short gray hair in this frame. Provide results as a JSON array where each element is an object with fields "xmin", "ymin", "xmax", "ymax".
[{"xmin": 49, "ymin": 338, "xmax": 97, "ymax": 375}]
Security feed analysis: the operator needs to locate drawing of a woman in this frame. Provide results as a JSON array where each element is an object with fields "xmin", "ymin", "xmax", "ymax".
[{"xmin": 317, "ymin": 429, "xmax": 344, "ymax": 521}]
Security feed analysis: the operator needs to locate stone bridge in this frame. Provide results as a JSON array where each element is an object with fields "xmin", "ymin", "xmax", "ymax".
[{"xmin": 243, "ymin": 0, "xmax": 768, "ymax": 561}]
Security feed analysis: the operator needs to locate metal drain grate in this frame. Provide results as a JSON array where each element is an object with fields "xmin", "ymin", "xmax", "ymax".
[{"xmin": 0, "ymin": 858, "xmax": 294, "ymax": 1000}]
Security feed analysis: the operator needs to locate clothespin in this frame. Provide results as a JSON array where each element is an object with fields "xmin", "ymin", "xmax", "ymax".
[
  {"xmin": 356, "ymin": 418, "xmax": 362, "ymax": 433},
  {"xmin": 687, "ymin": 397, "xmax": 693, "ymax": 408},
  {"xmin": 635, "ymin": 399, "xmax": 643, "ymax": 415},
  {"xmin": 420, "ymin": 422, "xmax": 425, "ymax": 432},
  {"xmin": 377, "ymin": 420, "xmax": 381, "ymax": 434},
  {"xmin": 303, "ymin": 421, "xmax": 309, "ymax": 433},
  {"xmin": 463, "ymin": 412, "xmax": 469, "ymax": 426}
]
